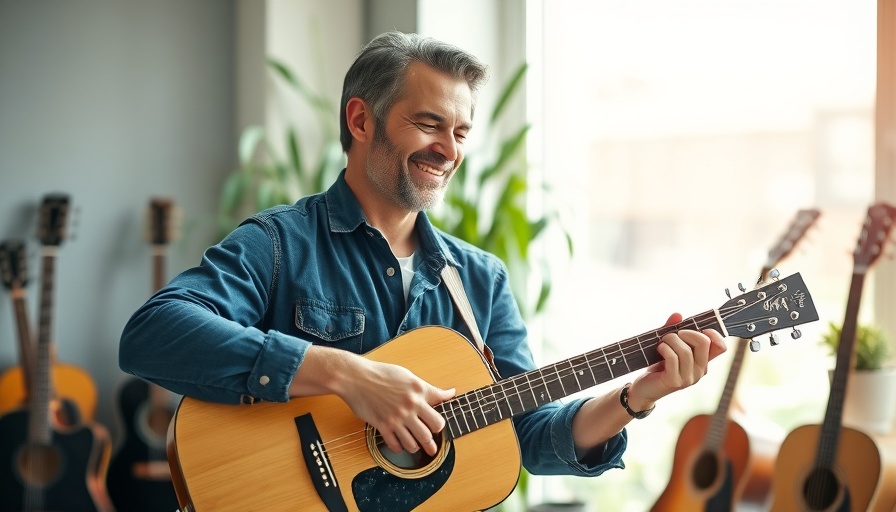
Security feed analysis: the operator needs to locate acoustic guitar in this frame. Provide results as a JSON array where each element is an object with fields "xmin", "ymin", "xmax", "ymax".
[
  {"xmin": 651, "ymin": 208, "xmax": 820, "ymax": 512},
  {"xmin": 107, "ymin": 197, "xmax": 180, "ymax": 511},
  {"xmin": 0, "ymin": 218, "xmax": 98, "ymax": 424},
  {"xmin": 769, "ymin": 202, "xmax": 896, "ymax": 512},
  {"xmin": 0, "ymin": 193, "xmax": 114, "ymax": 511},
  {"xmin": 167, "ymin": 272, "xmax": 819, "ymax": 512}
]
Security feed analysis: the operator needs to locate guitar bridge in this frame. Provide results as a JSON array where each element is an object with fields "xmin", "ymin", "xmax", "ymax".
[{"xmin": 295, "ymin": 414, "xmax": 348, "ymax": 512}]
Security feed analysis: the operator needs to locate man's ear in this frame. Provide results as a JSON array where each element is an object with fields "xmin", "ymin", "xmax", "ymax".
[{"xmin": 345, "ymin": 97, "xmax": 373, "ymax": 145}]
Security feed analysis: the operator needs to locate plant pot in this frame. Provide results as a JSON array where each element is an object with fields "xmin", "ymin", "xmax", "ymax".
[{"xmin": 832, "ymin": 367, "xmax": 896, "ymax": 434}]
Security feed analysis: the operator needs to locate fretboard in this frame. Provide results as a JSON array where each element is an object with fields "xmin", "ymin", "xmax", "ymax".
[{"xmin": 439, "ymin": 310, "xmax": 723, "ymax": 439}]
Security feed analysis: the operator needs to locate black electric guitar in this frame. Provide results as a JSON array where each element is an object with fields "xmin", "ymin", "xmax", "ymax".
[
  {"xmin": 769, "ymin": 202, "xmax": 896, "ymax": 512},
  {"xmin": 167, "ymin": 272, "xmax": 819, "ymax": 512},
  {"xmin": 652, "ymin": 208, "xmax": 820, "ymax": 512},
  {"xmin": 0, "ymin": 193, "xmax": 114, "ymax": 511},
  {"xmin": 107, "ymin": 197, "xmax": 180, "ymax": 511}
]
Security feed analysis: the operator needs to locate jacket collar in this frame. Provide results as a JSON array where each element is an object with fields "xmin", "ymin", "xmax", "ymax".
[{"xmin": 324, "ymin": 170, "xmax": 460, "ymax": 269}]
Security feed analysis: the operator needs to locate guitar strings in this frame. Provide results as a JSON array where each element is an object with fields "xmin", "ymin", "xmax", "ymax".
[
  {"xmin": 440, "ymin": 284, "xmax": 794, "ymax": 430},
  {"xmin": 319, "ymin": 285, "xmax": 797, "ymax": 463}
]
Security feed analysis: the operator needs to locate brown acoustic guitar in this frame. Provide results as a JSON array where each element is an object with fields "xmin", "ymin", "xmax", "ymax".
[
  {"xmin": 769, "ymin": 202, "xmax": 896, "ymax": 512},
  {"xmin": 0, "ymin": 200, "xmax": 98, "ymax": 422},
  {"xmin": 651, "ymin": 208, "xmax": 820, "ymax": 512},
  {"xmin": 166, "ymin": 272, "xmax": 818, "ymax": 512},
  {"xmin": 0, "ymin": 193, "xmax": 114, "ymax": 511}
]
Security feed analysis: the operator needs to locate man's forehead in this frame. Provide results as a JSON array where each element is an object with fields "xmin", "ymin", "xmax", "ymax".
[{"xmin": 397, "ymin": 63, "xmax": 474, "ymax": 122}]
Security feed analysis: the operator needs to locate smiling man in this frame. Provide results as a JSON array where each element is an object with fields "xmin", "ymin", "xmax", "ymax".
[{"xmin": 119, "ymin": 31, "xmax": 725, "ymax": 510}]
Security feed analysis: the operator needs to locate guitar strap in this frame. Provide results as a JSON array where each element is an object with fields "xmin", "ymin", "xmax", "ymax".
[{"xmin": 441, "ymin": 264, "xmax": 502, "ymax": 379}]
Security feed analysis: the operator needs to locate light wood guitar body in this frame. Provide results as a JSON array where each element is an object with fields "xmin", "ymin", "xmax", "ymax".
[
  {"xmin": 651, "ymin": 414, "xmax": 750, "ymax": 512},
  {"xmin": 169, "ymin": 327, "xmax": 521, "ymax": 512},
  {"xmin": 770, "ymin": 424, "xmax": 880, "ymax": 512}
]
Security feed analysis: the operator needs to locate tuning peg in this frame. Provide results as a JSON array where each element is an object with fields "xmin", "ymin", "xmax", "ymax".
[
  {"xmin": 738, "ymin": 283, "xmax": 746, "ymax": 293},
  {"xmin": 769, "ymin": 333, "xmax": 779, "ymax": 346},
  {"xmin": 750, "ymin": 339, "xmax": 761, "ymax": 352},
  {"xmin": 725, "ymin": 288, "xmax": 732, "ymax": 299},
  {"xmin": 791, "ymin": 328, "xmax": 802, "ymax": 340}
]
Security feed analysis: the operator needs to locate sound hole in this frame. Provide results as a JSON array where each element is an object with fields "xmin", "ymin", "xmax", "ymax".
[
  {"xmin": 803, "ymin": 467, "xmax": 839, "ymax": 510},
  {"xmin": 692, "ymin": 451, "xmax": 719, "ymax": 489},
  {"xmin": 366, "ymin": 427, "xmax": 451, "ymax": 478},
  {"xmin": 17, "ymin": 444, "xmax": 62, "ymax": 486},
  {"xmin": 375, "ymin": 430, "xmax": 443, "ymax": 470}
]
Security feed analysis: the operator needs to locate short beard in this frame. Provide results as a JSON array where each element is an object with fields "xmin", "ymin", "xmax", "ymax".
[{"xmin": 366, "ymin": 118, "xmax": 449, "ymax": 212}]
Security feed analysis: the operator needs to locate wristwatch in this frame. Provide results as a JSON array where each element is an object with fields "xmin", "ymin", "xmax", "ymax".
[{"xmin": 620, "ymin": 383, "xmax": 655, "ymax": 419}]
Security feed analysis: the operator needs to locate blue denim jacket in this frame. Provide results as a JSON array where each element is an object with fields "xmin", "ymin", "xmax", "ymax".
[{"xmin": 119, "ymin": 171, "xmax": 625, "ymax": 476}]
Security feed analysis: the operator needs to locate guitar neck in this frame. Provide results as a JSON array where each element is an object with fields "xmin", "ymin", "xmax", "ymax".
[
  {"xmin": 29, "ymin": 251, "xmax": 57, "ymax": 446},
  {"xmin": 440, "ymin": 309, "xmax": 724, "ymax": 439},
  {"xmin": 703, "ymin": 264, "xmax": 776, "ymax": 449},
  {"xmin": 816, "ymin": 271, "xmax": 866, "ymax": 469},
  {"xmin": 10, "ymin": 286, "xmax": 36, "ymax": 395},
  {"xmin": 152, "ymin": 247, "xmax": 167, "ymax": 292}
]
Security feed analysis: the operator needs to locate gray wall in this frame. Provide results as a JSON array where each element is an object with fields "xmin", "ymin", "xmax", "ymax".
[{"xmin": 0, "ymin": 0, "xmax": 236, "ymax": 431}]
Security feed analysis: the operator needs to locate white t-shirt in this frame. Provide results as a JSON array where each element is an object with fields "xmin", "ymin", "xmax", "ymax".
[{"xmin": 396, "ymin": 252, "xmax": 416, "ymax": 304}]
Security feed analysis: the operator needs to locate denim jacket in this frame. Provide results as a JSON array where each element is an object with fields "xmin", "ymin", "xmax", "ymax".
[{"xmin": 119, "ymin": 170, "xmax": 626, "ymax": 476}]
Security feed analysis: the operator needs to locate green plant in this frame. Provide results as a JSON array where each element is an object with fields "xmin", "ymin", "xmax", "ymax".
[
  {"xmin": 429, "ymin": 62, "xmax": 572, "ymax": 319},
  {"xmin": 820, "ymin": 321, "xmax": 892, "ymax": 371},
  {"xmin": 216, "ymin": 57, "xmax": 344, "ymax": 240}
]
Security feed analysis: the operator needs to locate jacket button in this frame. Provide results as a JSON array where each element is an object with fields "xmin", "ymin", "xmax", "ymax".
[{"xmin": 259, "ymin": 375, "xmax": 270, "ymax": 385}]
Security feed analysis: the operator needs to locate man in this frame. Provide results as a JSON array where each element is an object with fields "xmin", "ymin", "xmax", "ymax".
[{"xmin": 119, "ymin": 30, "xmax": 725, "ymax": 498}]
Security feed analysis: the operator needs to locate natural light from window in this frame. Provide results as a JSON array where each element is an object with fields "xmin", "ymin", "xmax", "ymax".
[{"xmin": 523, "ymin": 0, "xmax": 877, "ymax": 510}]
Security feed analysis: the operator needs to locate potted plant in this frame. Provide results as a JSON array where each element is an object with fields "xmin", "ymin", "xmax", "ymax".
[{"xmin": 820, "ymin": 321, "xmax": 896, "ymax": 434}]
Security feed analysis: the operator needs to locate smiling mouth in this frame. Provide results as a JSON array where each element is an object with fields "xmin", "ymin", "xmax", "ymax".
[{"xmin": 412, "ymin": 160, "xmax": 448, "ymax": 177}]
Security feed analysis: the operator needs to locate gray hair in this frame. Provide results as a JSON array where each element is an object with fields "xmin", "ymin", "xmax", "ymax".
[{"xmin": 339, "ymin": 31, "xmax": 488, "ymax": 152}]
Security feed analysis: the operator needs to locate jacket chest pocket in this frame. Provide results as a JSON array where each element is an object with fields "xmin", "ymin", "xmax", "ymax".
[{"xmin": 295, "ymin": 300, "xmax": 365, "ymax": 353}]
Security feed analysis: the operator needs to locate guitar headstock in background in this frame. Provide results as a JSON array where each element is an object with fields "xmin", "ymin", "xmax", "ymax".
[
  {"xmin": 853, "ymin": 201, "xmax": 896, "ymax": 274},
  {"xmin": 761, "ymin": 208, "xmax": 821, "ymax": 280},
  {"xmin": 0, "ymin": 240, "xmax": 28, "ymax": 290},
  {"xmin": 37, "ymin": 193, "xmax": 72, "ymax": 248},
  {"xmin": 144, "ymin": 197, "xmax": 181, "ymax": 247},
  {"xmin": 0, "ymin": 240, "xmax": 28, "ymax": 291}
]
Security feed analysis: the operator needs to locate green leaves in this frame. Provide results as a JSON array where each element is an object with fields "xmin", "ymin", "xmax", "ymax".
[
  {"xmin": 820, "ymin": 321, "xmax": 892, "ymax": 371},
  {"xmin": 216, "ymin": 60, "xmax": 344, "ymax": 241},
  {"xmin": 430, "ymin": 62, "xmax": 571, "ymax": 319}
]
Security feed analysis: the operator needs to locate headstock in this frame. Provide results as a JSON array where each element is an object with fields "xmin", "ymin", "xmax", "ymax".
[
  {"xmin": 145, "ymin": 197, "xmax": 180, "ymax": 246},
  {"xmin": 0, "ymin": 240, "xmax": 28, "ymax": 290},
  {"xmin": 853, "ymin": 202, "xmax": 896, "ymax": 274},
  {"xmin": 718, "ymin": 272, "xmax": 818, "ymax": 344},
  {"xmin": 763, "ymin": 208, "xmax": 820, "ymax": 274},
  {"xmin": 37, "ymin": 193, "xmax": 72, "ymax": 248}
]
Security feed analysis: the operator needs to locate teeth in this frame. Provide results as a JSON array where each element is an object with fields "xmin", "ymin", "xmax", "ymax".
[{"xmin": 415, "ymin": 162, "xmax": 446, "ymax": 177}]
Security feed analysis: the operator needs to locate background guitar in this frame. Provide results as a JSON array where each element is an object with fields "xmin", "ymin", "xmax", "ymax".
[
  {"xmin": 0, "ymin": 193, "xmax": 114, "ymax": 511},
  {"xmin": 0, "ymin": 240, "xmax": 38, "ymax": 399},
  {"xmin": 107, "ymin": 196, "xmax": 181, "ymax": 511},
  {"xmin": 167, "ymin": 273, "xmax": 818, "ymax": 512},
  {"xmin": 769, "ymin": 202, "xmax": 896, "ymax": 512},
  {"xmin": 0, "ymin": 206, "xmax": 98, "ymax": 423},
  {"xmin": 651, "ymin": 208, "xmax": 820, "ymax": 512}
]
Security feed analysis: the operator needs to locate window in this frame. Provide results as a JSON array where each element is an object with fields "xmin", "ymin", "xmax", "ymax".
[{"xmin": 525, "ymin": 0, "xmax": 877, "ymax": 508}]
